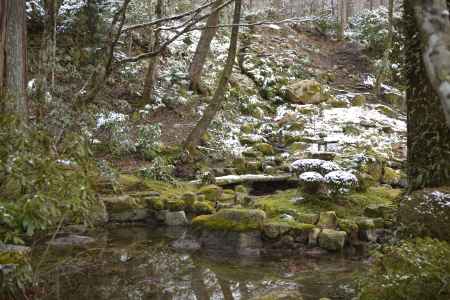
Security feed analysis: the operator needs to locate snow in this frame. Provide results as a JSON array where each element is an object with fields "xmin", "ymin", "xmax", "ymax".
[
  {"xmin": 291, "ymin": 159, "xmax": 341, "ymax": 175},
  {"xmin": 325, "ymin": 171, "xmax": 358, "ymax": 187},
  {"xmin": 96, "ymin": 112, "xmax": 127, "ymax": 128},
  {"xmin": 299, "ymin": 171, "xmax": 325, "ymax": 183}
]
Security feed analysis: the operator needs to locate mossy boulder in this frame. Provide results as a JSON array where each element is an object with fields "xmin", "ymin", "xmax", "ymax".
[
  {"xmin": 352, "ymin": 94, "xmax": 366, "ymax": 106},
  {"xmin": 166, "ymin": 199, "xmax": 186, "ymax": 212},
  {"xmin": 255, "ymin": 143, "xmax": 275, "ymax": 155},
  {"xmin": 181, "ymin": 192, "xmax": 197, "ymax": 206},
  {"xmin": 198, "ymin": 185, "xmax": 223, "ymax": 202},
  {"xmin": 364, "ymin": 203, "xmax": 395, "ymax": 219},
  {"xmin": 382, "ymin": 167, "xmax": 402, "ymax": 187},
  {"xmin": 241, "ymin": 123, "xmax": 255, "ymax": 134},
  {"xmin": 299, "ymin": 172, "xmax": 326, "ymax": 194},
  {"xmin": 263, "ymin": 220, "xmax": 314, "ymax": 239},
  {"xmin": 319, "ymin": 229, "xmax": 347, "ymax": 251},
  {"xmin": 286, "ymin": 79, "xmax": 325, "ymax": 104},
  {"xmin": 146, "ymin": 197, "xmax": 165, "ymax": 211},
  {"xmin": 102, "ymin": 195, "xmax": 149, "ymax": 222},
  {"xmin": 117, "ymin": 174, "xmax": 145, "ymax": 191},
  {"xmin": 192, "ymin": 201, "xmax": 214, "ymax": 215},
  {"xmin": 317, "ymin": 211, "xmax": 338, "ymax": 229},
  {"xmin": 192, "ymin": 209, "xmax": 266, "ymax": 232},
  {"xmin": 296, "ymin": 212, "xmax": 319, "ymax": 225}
]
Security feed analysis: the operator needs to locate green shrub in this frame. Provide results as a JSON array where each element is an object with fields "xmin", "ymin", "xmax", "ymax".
[
  {"xmin": 0, "ymin": 116, "xmax": 97, "ymax": 243},
  {"xmin": 359, "ymin": 238, "xmax": 450, "ymax": 300},
  {"xmin": 139, "ymin": 157, "xmax": 175, "ymax": 183},
  {"xmin": 135, "ymin": 123, "xmax": 162, "ymax": 160}
]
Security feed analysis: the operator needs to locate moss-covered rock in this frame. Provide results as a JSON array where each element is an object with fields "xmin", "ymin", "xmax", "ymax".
[
  {"xmin": 319, "ymin": 229, "xmax": 347, "ymax": 251},
  {"xmin": 317, "ymin": 211, "xmax": 338, "ymax": 229},
  {"xmin": 192, "ymin": 209, "xmax": 266, "ymax": 232},
  {"xmin": 352, "ymin": 94, "xmax": 366, "ymax": 106},
  {"xmin": 382, "ymin": 167, "xmax": 402, "ymax": 187},
  {"xmin": 181, "ymin": 192, "xmax": 197, "ymax": 206},
  {"xmin": 192, "ymin": 201, "xmax": 214, "ymax": 215},
  {"xmin": 286, "ymin": 79, "xmax": 325, "ymax": 104},
  {"xmin": 296, "ymin": 212, "xmax": 319, "ymax": 225},
  {"xmin": 255, "ymin": 143, "xmax": 275, "ymax": 155},
  {"xmin": 166, "ymin": 199, "xmax": 186, "ymax": 212},
  {"xmin": 146, "ymin": 197, "xmax": 165, "ymax": 211},
  {"xmin": 198, "ymin": 185, "xmax": 223, "ymax": 202},
  {"xmin": 102, "ymin": 195, "xmax": 149, "ymax": 222},
  {"xmin": 0, "ymin": 245, "xmax": 31, "ymax": 265}
]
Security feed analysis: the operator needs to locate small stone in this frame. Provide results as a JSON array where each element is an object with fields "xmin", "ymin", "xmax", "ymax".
[{"xmin": 280, "ymin": 214, "xmax": 295, "ymax": 222}]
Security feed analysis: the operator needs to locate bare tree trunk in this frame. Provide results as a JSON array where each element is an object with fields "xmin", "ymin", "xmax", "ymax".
[
  {"xmin": 1, "ymin": 0, "xmax": 27, "ymax": 124},
  {"xmin": 404, "ymin": 0, "xmax": 450, "ymax": 190},
  {"xmin": 141, "ymin": 0, "xmax": 163, "ymax": 105},
  {"xmin": 183, "ymin": 0, "xmax": 242, "ymax": 154},
  {"xmin": 189, "ymin": 0, "xmax": 224, "ymax": 94},
  {"xmin": 0, "ymin": 0, "xmax": 7, "ymax": 93},
  {"xmin": 337, "ymin": 0, "xmax": 346, "ymax": 41},
  {"xmin": 374, "ymin": 0, "xmax": 394, "ymax": 95}
]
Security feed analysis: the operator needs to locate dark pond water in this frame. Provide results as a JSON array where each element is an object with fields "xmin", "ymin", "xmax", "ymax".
[{"xmin": 31, "ymin": 225, "xmax": 365, "ymax": 300}]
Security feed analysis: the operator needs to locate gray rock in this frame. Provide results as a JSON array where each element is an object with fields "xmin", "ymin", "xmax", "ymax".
[
  {"xmin": 164, "ymin": 211, "xmax": 189, "ymax": 226},
  {"xmin": 319, "ymin": 229, "xmax": 347, "ymax": 251}
]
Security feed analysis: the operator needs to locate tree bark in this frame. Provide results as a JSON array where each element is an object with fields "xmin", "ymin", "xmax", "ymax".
[
  {"xmin": 183, "ymin": 0, "xmax": 242, "ymax": 154},
  {"xmin": 337, "ymin": 0, "xmax": 347, "ymax": 41},
  {"xmin": 0, "ymin": 0, "xmax": 7, "ymax": 93},
  {"xmin": 141, "ymin": 0, "xmax": 163, "ymax": 105},
  {"xmin": 189, "ymin": 0, "xmax": 223, "ymax": 94},
  {"xmin": 404, "ymin": 0, "xmax": 450, "ymax": 190},
  {"xmin": 1, "ymin": 0, "xmax": 27, "ymax": 124}
]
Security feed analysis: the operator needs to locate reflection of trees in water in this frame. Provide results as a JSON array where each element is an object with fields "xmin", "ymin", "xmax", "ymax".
[{"xmin": 35, "ymin": 227, "xmax": 361, "ymax": 300}]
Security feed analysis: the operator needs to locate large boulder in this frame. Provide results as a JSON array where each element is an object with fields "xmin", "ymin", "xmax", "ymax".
[
  {"xmin": 164, "ymin": 211, "xmax": 189, "ymax": 226},
  {"xmin": 102, "ymin": 195, "xmax": 148, "ymax": 222},
  {"xmin": 286, "ymin": 79, "xmax": 325, "ymax": 104},
  {"xmin": 317, "ymin": 211, "xmax": 338, "ymax": 229},
  {"xmin": 198, "ymin": 185, "xmax": 223, "ymax": 201},
  {"xmin": 319, "ymin": 229, "xmax": 347, "ymax": 251}
]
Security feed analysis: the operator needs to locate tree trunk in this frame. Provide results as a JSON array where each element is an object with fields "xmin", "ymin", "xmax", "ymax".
[
  {"xmin": 337, "ymin": 0, "xmax": 346, "ymax": 41},
  {"xmin": 141, "ymin": 0, "xmax": 163, "ymax": 105},
  {"xmin": 189, "ymin": 0, "xmax": 223, "ymax": 94},
  {"xmin": 1, "ymin": 0, "xmax": 27, "ymax": 124},
  {"xmin": 183, "ymin": 0, "xmax": 242, "ymax": 154},
  {"xmin": 0, "ymin": 0, "xmax": 7, "ymax": 93},
  {"xmin": 374, "ymin": 0, "xmax": 393, "ymax": 95},
  {"xmin": 404, "ymin": 0, "xmax": 450, "ymax": 190}
]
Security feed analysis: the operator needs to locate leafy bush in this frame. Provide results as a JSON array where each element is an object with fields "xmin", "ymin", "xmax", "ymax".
[
  {"xmin": 135, "ymin": 123, "xmax": 162, "ymax": 160},
  {"xmin": 95, "ymin": 111, "xmax": 135, "ymax": 156},
  {"xmin": 140, "ymin": 157, "xmax": 175, "ymax": 182},
  {"xmin": 359, "ymin": 238, "xmax": 450, "ymax": 300},
  {"xmin": 0, "ymin": 116, "xmax": 97, "ymax": 243},
  {"xmin": 348, "ymin": 7, "xmax": 402, "ymax": 59}
]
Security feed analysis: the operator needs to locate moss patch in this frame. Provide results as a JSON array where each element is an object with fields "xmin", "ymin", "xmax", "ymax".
[{"xmin": 192, "ymin": 209, "xmax": 265, "ymax": 232}]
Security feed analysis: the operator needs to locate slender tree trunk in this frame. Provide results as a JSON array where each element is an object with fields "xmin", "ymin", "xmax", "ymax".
[
  {"xmin": 374, "ymin": 0, "xmax": 394, "ymax": 95},
  {"xmin": 1, "ymin": 0, "xmax": 27, "ymax": 124},
  {"xmin": 337, "ymin": 0, "xmax": 346, "ymax": 41},
  {"xmin": 141, "ymin": 0, "xmax": 163, "ymax": 105},
  {"xmin": 404, "ymin": 0, "xmax": 450, "ymax": 191},
  {"xmin": 189, "ymin": 0, "xmax": 224, "ymax": 94},
  {"xmin": 183, "ymin": 0, "xmax": 242, "ymax": 154},
  {"xmin": 0, "ymin": 0, "xmax": 7, "ymax": 93}
]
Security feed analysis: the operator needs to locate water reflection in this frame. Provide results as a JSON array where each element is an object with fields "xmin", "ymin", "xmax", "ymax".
[{"xmin": 32, "ymin": 225, "xmax": 362, "ymax": 300}]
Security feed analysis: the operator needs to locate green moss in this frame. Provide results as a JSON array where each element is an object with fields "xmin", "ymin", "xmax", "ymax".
[
  {"xmin": 192, "ymin": 209, "xmax": 265, "ymax": 232},
  {"xmin": 166, "ymin": 199, "xmax": 186, "ymax": 211},
  {"xmin": 181, "ymin": 192, "xmax": 197, "ymax": 206},
  {"xmin": 255, "ymin": 143, "xmax": 275, "ymax": 155},
  {"xmin": 254, "ymin": 186, "xmax": 401, "ymax": 220},
  {"xmin": 337, "ymin": 218, "xmax": 359, "ymax": 234},
  {"xmin": 147, "ymin": 197, "xmax": 165, "ymax": 211},
  {"xmin": 117, "ymin": 174, "xmax": 145, "ymax": 191},
  {"xmin": 198, "ymin": 185, "xmax": 223, "ymax": 201},
  {"xmin": 192, "ymin": 201, "xmax": 214, "ymax": 215}
]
